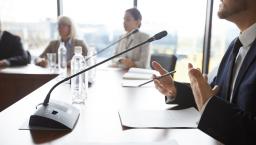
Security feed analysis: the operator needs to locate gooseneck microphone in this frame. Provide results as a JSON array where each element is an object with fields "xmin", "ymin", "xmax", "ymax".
[
  {"xmin": 85, "ymin": 28, "xmax": 139, "ymax": 61},
  {"xmin": 43, "ymin": 30, "xmax": 167, "ymax": 106},
  {"xmin": 29, "ymin": 30, "xmax": 168, "ymax": 130}
]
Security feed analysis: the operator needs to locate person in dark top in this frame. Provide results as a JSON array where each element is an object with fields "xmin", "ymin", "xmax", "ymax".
[{"xmin": 0, "ymin": 24, "xmax": 30, "ymax": 68}]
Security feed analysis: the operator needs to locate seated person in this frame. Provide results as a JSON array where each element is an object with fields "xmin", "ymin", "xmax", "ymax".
[
  {"xmin": 0, "ymin": 22, "xmax": 30, "ymax": 68},
  {"xmin": 36, "ymin": 16, "xmax": 88, "ymax": 68},
  {"xmin": 112, "ymin": 8, "xmax": 150, "ymax": 69},
  {"xmin": 152, "ymin": 0, "xmax": 256, "ymax": 141}
]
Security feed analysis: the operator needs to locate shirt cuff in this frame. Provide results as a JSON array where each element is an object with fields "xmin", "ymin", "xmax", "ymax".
[{"xmin": 165, "ymin": 95, "xmax": 176, "ymax": 103}]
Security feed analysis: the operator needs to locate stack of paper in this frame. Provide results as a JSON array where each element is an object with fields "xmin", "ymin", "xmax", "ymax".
[
  {"xmin": 128, "ymin": 68, "xmax": 159, "ymax": 74},
  {"xmin": 122, "ymin": 68, "xmax": 160, "ymax": 87}
]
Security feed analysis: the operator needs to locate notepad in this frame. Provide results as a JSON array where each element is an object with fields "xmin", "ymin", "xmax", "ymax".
[
  {"xmin": 128, "ymin": 68, "xmax": 159, "ymax": 74},
  {"xmin": 119, "ymin": 107, "xmax": 200, "ymax": 128},
  {"xmin": 122, "ymin": 68, "xmax": 160, "ymax": 87},
  {"xmin": 123, "ymin": 72, "xmax": 154, "ymax": 80},
  {"xmin": 122, "ymin": 79, "xmax": 155, "ymax": 87}
]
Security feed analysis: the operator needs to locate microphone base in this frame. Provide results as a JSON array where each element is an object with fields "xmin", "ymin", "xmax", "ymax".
[{"xmin": 29, "ymin": 101, "xmax": 80, "ymax": 130}]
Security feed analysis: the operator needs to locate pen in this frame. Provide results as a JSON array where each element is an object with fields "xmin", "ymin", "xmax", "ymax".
[{"xmin": 138, "ymin": 70, "xmax": 176, "ymax": 87}]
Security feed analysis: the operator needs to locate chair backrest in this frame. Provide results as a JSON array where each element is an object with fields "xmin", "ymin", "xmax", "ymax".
[{"xmin": 150, "ymin": 54, "xmax": 177, "ymax": 73}]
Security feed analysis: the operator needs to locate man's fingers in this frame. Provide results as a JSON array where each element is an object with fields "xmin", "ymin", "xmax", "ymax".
[
  {"xmin": 154, "ymin": 79, "xmax": 169, "ymax": 95},
  {"xmin": 203, "ymin": 74, "xmax": 208, "ymax": 82},
  {"xmin": 188, "ymin": 64, "xmax": 204, "ymax": 80},
  {"xmin": 188, "ymin": 63, "xmax": 198, "ymax": 78},
  {"xmin": 152, "ymin": 61, "xmax": 167, "ymax": 75},
  {"xmin": 188, "ymin": 63, "xmax": 193, "ymax": 69}
]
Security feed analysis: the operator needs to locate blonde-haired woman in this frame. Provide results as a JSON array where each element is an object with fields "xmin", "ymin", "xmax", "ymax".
[{"xmin": 36, "ymin": 16, "xmax": 88, "ymax": 67}]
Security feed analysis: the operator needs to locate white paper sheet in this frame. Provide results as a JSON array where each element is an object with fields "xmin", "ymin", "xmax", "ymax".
[
  {"xmin": 128, "ymin": 68, "xmax": 159, "ymax": 74},
  {"xmin": 122, "ymin": 68, "xmax": 160, "ymax": 80},
  {"xmin": 121, "ymin": 79, "xmax": 154, "ymax": 87},
  {"xmin": 119, "ymin": 107, "xmax": 200, "ymax": 128},
  {"xmin": 123, "ymin": 72, "xmax": 153, "ymax": 80}
]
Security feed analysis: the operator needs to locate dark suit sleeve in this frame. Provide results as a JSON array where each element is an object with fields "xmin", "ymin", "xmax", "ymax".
[
  {"xmin": 165, "ymin": 81, "xmax": 197, "ymax": 108},
  {"xmin": 6, "ymin": 36, "xmax": 30, "ymax": 66},
  {"xmin": 198, "ymin": 97, "xmax": 256, "ymax": 145}
]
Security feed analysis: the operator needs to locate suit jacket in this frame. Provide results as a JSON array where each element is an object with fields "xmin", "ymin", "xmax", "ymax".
[
  {"xmin": 0, "ymin": 31, "xmax": 30, "ymax": 66},
  {"xmin": 39, "ymin": 39, "xmax": 88, "ymax": 63},
  {"xmin": 113, "ymin": 31, "xmax": 150, "ymax": 68},
  {"xmin": 167, "ymin": 37, "xmax": 256, "ymax": 145}
]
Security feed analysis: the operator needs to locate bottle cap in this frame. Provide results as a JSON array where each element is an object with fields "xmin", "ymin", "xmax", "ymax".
[
  {"xmin": 59, "ymin": 41, "xmax": 65, "ymax": 47},
  {"xmin": 74, "ymin": 46, "xmax": 82, "ymax": 54}
]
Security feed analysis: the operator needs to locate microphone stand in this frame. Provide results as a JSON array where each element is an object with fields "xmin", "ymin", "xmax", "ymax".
[
  {"xmin": 85, "ymin": 29, "xmax": 138, "ymax": 61},
  {"xmin": 29, "ymin": 30, "xmax": 167, "ymax": 130}
]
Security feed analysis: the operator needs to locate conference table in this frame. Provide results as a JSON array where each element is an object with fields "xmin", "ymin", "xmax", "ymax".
[
  {"xmin": 0, "ymin": 66, "xmax": 223, "ymax": 145},
  {"xmin": 0, "ymin": 64, "xmax": 58, "ymax": 111}
]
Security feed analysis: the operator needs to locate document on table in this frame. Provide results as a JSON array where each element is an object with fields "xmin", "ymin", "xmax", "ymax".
[
  {"xmin": 119, "ymin": 107, "xmax": 200, "ymax": 128},
  {"xmin": 128, "ymin": 67, "xmax": 159, "ymax": 74},
  {"xmin": 122, "ymin": 68, "xmax": 160, "ymax": 87},
  {"xmin": 121, "ymin": 79, "xmax": 155, "ymax": 87},
  {"xmin": 122, "ymin": 72, "xmax": 153, "ymax": 80},
  {"xmin": 122, "ymin": 68, "xmax": 160, "ymax": 80}
]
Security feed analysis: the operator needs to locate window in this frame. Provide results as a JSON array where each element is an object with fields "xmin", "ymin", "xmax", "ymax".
[
  {"xmin": 63, "ymin": 0, "xmax": 133, "ymax": 57},
  {"xmin": 0, "ymin": 0, "xmax": 57, "ymax": 56},
  {"xmin": 138, "ymin": 0, "xmax": 207, "ymax": 82},
  {"xmin": 209, "ymin": 1, "xmax": 239, "ymax": 74},
  {"xmin": 0, "ymin": 0, "xmax": 214, "ymax": 82}
]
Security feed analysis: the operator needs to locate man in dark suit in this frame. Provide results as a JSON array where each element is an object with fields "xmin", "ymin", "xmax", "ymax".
[
  {"xmin": 0, "ymin": 22, "xmax": 30, "ymax": 68},
  {"xmin": 153, "ymin": 0, "xmax": 256, "ymax": 144}
]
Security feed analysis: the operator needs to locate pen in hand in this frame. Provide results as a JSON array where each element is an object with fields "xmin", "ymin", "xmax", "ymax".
[{"xmin": 138, "ymin": 70, "xmax": 176, "ymax": 87}]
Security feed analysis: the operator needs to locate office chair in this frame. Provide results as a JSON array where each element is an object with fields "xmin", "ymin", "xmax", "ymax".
[{"xmin": 150, "ymin": 54, "xmax": 177, "ymax": 76}]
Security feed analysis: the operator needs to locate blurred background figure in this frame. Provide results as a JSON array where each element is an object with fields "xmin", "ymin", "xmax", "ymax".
[
  {"xmin": 35, "ymin": 16, "xmax": 88, "ymax": 68},
  {"xmin": 112, "ymin": 8, "xmax": 150, "ymax": 69},
  {"xmin": 0, "ymin": 18, "xmax": 31, "ymax": 68}
]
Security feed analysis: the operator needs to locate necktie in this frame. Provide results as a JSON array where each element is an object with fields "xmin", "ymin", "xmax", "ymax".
[{"xmin": 226, "ymin": 38, "xmax": 242, "ymax": 100}]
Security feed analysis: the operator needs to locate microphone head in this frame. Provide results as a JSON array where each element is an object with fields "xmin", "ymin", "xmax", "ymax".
[
  {"xmin": 148, "ymin": 30, "xmax": 168, "ymax": 42},
  {"xmin": 153, "ymin": 30, "xmax": 168, "ymax": 40}
]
